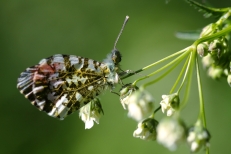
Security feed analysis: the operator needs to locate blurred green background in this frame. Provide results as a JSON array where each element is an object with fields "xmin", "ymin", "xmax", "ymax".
[{"xmin": 1, "ymin": 0, "xmax": 231, "ymax": 154}]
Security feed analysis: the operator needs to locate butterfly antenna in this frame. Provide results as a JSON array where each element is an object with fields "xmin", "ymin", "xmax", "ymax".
[{"xmin": 113, "ymin": 15, "xmax": 129, "ymax": 50}]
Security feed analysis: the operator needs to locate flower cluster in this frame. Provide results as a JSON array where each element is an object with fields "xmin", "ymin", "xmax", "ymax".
[
  {"xmin": 198, "ymin": 21, "xmax": 231, "ymax": 84},
  {"xmin": 187, "ymin": 120, "xmax": 210, "ymax": 152}
]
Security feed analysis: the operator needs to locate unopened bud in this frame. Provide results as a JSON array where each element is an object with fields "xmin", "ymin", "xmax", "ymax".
[
  {"xmin": 208, "ymin": 39, "xmax": 222, "ymax": 56},
  {"xmin": 197, "ymin": 42, "xmax": 209, "ymax": 57},
  {"xmin": 200, "ymin": 23, "xmax": 218, "ymax": 37}
]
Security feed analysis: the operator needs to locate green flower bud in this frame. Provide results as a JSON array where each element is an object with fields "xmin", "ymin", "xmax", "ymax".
[
  {"xmin": 208, "ymin": 37, "xmax": 229, "ymax": 59},
  {"xmin": 220, "ymin": 37, "xmax": 229, "ymax": 56},
  {"xmin": 208, "ymin": 39, "xmax": 222, "ymax": 56}
]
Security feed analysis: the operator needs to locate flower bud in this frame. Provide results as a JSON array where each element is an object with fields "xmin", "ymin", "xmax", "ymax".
[
  {"xmin": 133, "ymin": 118, "xmax": 159, "ymax": 141},
  {"xmin": 197, "ymin": 42, "xmax": 209, "ymax": 57},
  {"xmin": 208, "ymin": 37, "xmax": 229, "ymax": 59},
  {"xmin": 157, "ymin": 116, "xmax": 186, "ymax": 151},
  {"xmin": 200, "ymin": 23, "xmax": 218, "ymax": 37},
  {"xmin": 187, "ymin": 120, "xmax": 210, "ymax": 152},
  {"xmin": 120, "ymin": 83, "xmax": 138, "ymax": 109},
  {"xmin": 208, "ymin": 39, "xmax": 222, "ymax": 57},
  {"xmin": 160, "ymin": 93, "xmax": 180, "ymax": 116},
  {"xmin": 79, "ymin": 98, "xmax": 103, "ymax": 129}
]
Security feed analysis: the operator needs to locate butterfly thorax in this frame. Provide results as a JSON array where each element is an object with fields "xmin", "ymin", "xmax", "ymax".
[{"xmin": 102, "ymin": 52, "xmax": 120, "ymax": 86}]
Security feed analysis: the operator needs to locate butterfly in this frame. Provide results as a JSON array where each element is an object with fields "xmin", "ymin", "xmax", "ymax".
[{"xmin": 17, "ymin": 16, "xmax": 129, "ymax": 120}]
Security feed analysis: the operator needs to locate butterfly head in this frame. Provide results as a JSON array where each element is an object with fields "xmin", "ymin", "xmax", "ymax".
[{"xmin": 111, "ymin": 49, "xmax": 122, "ymax": 66}]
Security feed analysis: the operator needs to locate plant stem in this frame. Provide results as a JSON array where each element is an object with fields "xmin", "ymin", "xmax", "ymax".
[
  {"xmin": 194, "ymin": 25, "xmax": 231, "ymax": 46},
  {"xmin": 176, "ymin": 51, "xmax": 193, "ymax": 94},
  {"xmin": 120, "ymin": 47, "xmax": 190, "ymax": 80},
  {"xmin": 180, "ymin": 51, "xmax": 195, "ymax": 110},
  {"xmin": 121, "ymin": 24, "xmax": 231, "ymax": 81},
  {"xmin": 142, "ymin": 55, "xmax": 183, "ymax": 88},
  {"xmin": 154, "ymin": 106, "xmax": 161, "ymax": 114},
  {"xmin": 216, "ymin": 9, "xmax": 231, "ymax": 25},
  {"xmin": 132, "ymin": 50, "xmax": 190, "ymax": 85},
  {"xmin": 170, "ymin": 53, "xmax": 190, "ymax": 94},
  {"xmin": 196, "ymin": 58, "xmax": 210, "ymax": 154},
  {"xmin": 142, "ymin": 47, "xmax": 189, "ymax": 70},
  {"xmin": 196, "ymin": 56, "xmax": 207, "ymax": 128}
]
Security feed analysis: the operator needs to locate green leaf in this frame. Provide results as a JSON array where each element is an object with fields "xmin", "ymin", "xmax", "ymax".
[{"xmin": 185, "ymin": 0, "xmax": 230, "ymax": 18}]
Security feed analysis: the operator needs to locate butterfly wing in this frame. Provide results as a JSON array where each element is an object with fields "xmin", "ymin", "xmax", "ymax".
[{"xmin": 17, "ymin": 54, "xmax": 108, "ymax": 120}]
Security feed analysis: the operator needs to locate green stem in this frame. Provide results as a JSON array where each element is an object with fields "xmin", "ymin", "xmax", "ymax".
[
  {"xmin": 216, "ymin": 9, "xmax": 231, "ymax": 25},
  {"xmin": 196, "ymin": 56, "xmax": 207, "ymax": 128},
  {"xmin": 150, "ymin": 106, "xmax": 161, "ymax": 118},
  {"xmin": 120, "ymin": 47, "xmax": 190, "ymax": 80},
  {"xmin": 121, "ymin": 20, "xmax": 231, "ymax": 81},
  {"xmin": 120, "ymin": 68, "xmax": 143, "ymax": 80},
  {"xmin": 180, "ymin": 50, "xmax": 196, "ymax": 110},
  {"xmin": 206, "ymin": 148, "xmax": 210, "ymax": 154},
  {"xmin": 142, "ymin": 47, "xmax": 189, "ymax": 70},
  {"xmin": 170, "ymin": 53, "xmax": 190, "ymax": 94},
  {"xmin": 154, "ymin": 106, "xmax": 161, "ymax": 114},
  {"xmin": 142, "ymin": 55, "xmax": 183, "ymax": 88},
  {"xmin": 176, "ymin": 52, "xmax": 193, "ymax": 94},
  {"xmin": 132, "ymin": 50, "xmax": 190, "ymax": 85},
  {"xmin": 194, "ymin": 25, "xmax": 231, "ymax": 46}
]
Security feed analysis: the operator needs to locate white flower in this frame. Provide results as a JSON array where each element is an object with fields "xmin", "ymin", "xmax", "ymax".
[
  {"xmin": 157, "ymin": 117, "xmax": 186, "ymax": 151},
  {"xmin": 126, "ymin": 90, "xmax": 155, "ymax": 121},
  {"xmin": 160, "ymin": 93, "xmax": 179, "ymax": 116},
  {"xmin": 201, "ymin": 54, "xmax": 214, "ymax": 68},
  {"xmin": 133, "ymin": 118, "xmax": 158, "ymax": 141},
  {"xmin": 207, "ymin": 65, "xmax": 223, "ymax": 79},
  {"xmin": 120, "ymin": 83, "xmax": 138, "ymax": 109},
  {"xmin": 187, "ymin": 120, "xmax": 210, "ymax": 152},
  {"xmin": 79, "ymin": 98, "xmax": 103, "ymax": 129}
]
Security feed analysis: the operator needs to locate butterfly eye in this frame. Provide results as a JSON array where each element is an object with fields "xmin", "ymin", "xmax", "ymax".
[{"xmin": 111, "ymin": 49, "xmax": 122, "ymax": 65}]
